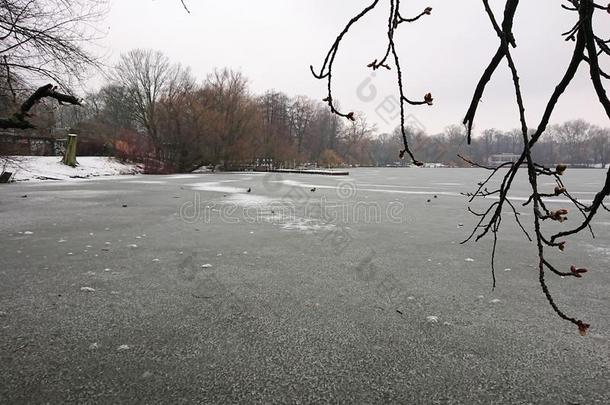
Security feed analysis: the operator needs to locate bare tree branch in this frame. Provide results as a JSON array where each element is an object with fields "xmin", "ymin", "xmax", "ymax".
[
  {"xmin": 317, "ymin": 0, "xmax": 610, "ymax": 335},
  {"xmin": 0, "ymin": 83, "xmax": 81, "ymax": 129}
]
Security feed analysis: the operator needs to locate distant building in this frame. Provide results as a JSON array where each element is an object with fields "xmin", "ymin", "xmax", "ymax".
[{"xmin": 488, "ymin": 153, "xmax": 521, "ymax": 167}]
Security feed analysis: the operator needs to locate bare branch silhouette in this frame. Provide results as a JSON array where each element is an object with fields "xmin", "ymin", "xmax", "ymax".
[{"xmin": 315, "ymin": 0, "xmax": 610, "ymax": 335}]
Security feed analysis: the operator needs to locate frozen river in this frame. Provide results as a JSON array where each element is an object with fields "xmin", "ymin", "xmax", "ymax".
[{"xmin": 1, "ymin": 168, "xmax": 609, "ymax": 403}]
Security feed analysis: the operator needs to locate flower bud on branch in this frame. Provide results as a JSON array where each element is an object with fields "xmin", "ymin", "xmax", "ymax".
[
  {"xmin": 424, "ymin": 93, "xmax": 434, "ymax": 105},
  {"xmin": 549, "ymin": 209, "xmax": 569, "ymax": 222},
  {"xmin": 578, "ymin": 321, "xmax": 590, "ymax": 337},
  {"xmin": 570, "ymin": 265, "xmax": 588, "ymax": 278}
]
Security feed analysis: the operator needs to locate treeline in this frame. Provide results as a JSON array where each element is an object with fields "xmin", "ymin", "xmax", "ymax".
[
  {"xmin": 375, "ymin": 122, "xmax": 610, "ymax": 167},
  {"xmin": 54, "ymin": 49, "xmax": 373, "ymax": 172},
  {"xmin": 47, "ymin": 49, "xmax": 609, "ymax": 171}
]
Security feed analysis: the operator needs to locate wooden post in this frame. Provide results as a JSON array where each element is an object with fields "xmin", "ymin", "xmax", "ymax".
[
  {"xmin": 0, "ymin": 171, "xmax": 12, "ymax": 183},
  {"xmin": 62, "ymin": 134, "xmax": 78, "ymax": 167}
]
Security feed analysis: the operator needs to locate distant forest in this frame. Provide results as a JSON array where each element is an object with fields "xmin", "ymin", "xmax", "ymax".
[{"xmin": 3, "ymin": 49, "xmax": 609, "ymax": 172}]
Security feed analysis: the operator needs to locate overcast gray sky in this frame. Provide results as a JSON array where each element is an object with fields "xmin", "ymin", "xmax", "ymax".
[{"xmin": 90, "ymin": 0, "xmax": 610, "ymax": 136}]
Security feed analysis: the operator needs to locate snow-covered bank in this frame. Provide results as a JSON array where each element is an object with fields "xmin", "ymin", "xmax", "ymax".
[{"xmin": 1, "ymin": 156, "xmax": 141, "ymax": 182}]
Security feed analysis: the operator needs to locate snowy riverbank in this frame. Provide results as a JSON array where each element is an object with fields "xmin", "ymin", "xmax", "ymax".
[{"xmin": 1, "ymin": 156, "xmax": 141, "ymax": 182}]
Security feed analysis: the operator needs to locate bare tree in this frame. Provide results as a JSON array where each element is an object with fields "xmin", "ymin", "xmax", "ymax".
[
  {"xmin": 590, "ymin": 126, "xmax": 610, "ymax": 167},
  {"xmin": 113, "ymin": 49, "xmax": 178, "ymax": 152},
  {"xmin": 155, "ymin": 66, "xmax": 203, "ymax": 170},
  {"xmin": 314, "ymin": 0, "xmax": 610, "ymax": 335},
  {"xmin": 202, "ymin": 68, "xmax": 260, "ymax": 168},
  {"xmin": 553, "ymin": 119, "xmax": 593, "ymax": 165},
  {"xmin": 340, "ymin": 113, "xmax": 376, "ymax": 165},
  {"xmin": 288, "ymin": 96, "xmax": 315, "ymax": 157},
  {"xmin": 0, "ymin": 0, "xmax": 106, "ymax": 129},
  {"xmin": 94, "ymin": 85, "xmax": 134, "ymax": 130},
  {"xmin": 258, "ymin": 90, "xmax": 293, "ymax": 161},
  {"xmin": 306, "ymin": 104, "xmax": 342, "ymax": 162}
]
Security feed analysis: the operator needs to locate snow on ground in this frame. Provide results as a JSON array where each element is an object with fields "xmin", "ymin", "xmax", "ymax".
[{"xmin": 1, "ymin": 156, "xmax": 141, "ymax": 182}]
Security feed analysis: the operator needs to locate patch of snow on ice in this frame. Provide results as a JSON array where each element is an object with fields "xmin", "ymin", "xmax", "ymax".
[
  {"xmin": 191, "ymin": 181, "xmax": 245, "ymax": 194},
  {"xmin": 273, "ymin": 179, "xmax": 329, "ymax": 190},
  {"xmin": 281, "ymin": 218, "xmax": 335, "ymax": 233}
]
